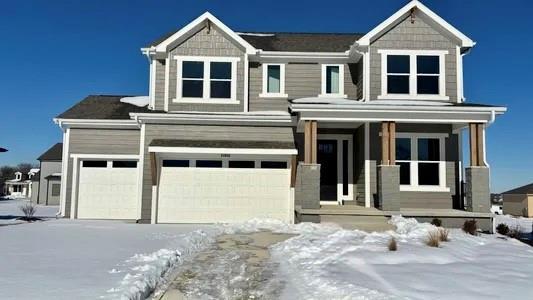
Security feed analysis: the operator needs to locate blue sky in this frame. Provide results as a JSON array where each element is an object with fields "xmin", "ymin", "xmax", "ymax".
[{"xmin": 0, "ymin": 0, "xmax": 531, "ymax": 193}]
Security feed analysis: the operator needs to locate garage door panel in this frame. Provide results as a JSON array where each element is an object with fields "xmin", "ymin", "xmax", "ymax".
[{"xmin": 158, "ymin": 167, "xmax": 291, "ymax": 223}]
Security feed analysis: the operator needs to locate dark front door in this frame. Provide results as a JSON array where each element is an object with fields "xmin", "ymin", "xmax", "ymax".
[{"xmin": 318, "ymin": 139, "xmax": 337, "ymax": 201}]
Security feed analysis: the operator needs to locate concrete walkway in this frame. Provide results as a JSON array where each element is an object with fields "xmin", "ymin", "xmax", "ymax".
[{"xmin": 158, "ymin": 231, "xmax": 295, "ymax": 300}]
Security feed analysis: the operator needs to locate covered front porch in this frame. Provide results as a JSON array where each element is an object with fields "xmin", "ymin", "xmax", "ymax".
[{"xmin": 290, "ymin": 98, "xmax": 505, "ymax": 228}]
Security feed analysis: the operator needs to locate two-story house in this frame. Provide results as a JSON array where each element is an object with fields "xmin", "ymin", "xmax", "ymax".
[{"xmin": 54, "ymin": 1, "xmax": 505, "ymax": 229}]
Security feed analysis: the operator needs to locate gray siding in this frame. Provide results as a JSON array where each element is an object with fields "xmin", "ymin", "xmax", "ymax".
[
  {"xmin": 37, "ymin": 161, "xmax": 62, "ymax": 205},
  {"xmin": 369, "ymin": 11, "xmax": 458, "ymax": 101},
  {"xmin": 249, "ymin": 62, "xmax": 361, "ymax": 112},
  {"xmin": 368, "ymin": 123, "xmax": 459, "ymax": 209},
  {"xmin": 140, "ymin": 124, "xmax": 295, "ymax": 221},
  {"xmin": 46, "ymin": 179, "xmax": 61, "ymax": 206},
  {"xmin": 163, "ymin": 25, "xmax": 246, "ymax": 112},
  {"xmin": 63, "ymin": 128, "xmax": 140, "ymax": 217},
  {"xmin": 153, "ymin": 59, "xmax": 166, "ymax": 111}
]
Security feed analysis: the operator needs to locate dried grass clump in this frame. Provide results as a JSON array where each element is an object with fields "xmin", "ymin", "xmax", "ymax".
[
  {"xmin": 19, "ymin": 203, "xmax": 36, "ymax": 220},
  {"xmin": 438, "ymin": 228, "xmax": 450, "ymax": 242},
  {"xmin": 426, "ymin": 231, "xmax": 440, "ymax": 247},
  {"xmin": 462, "ymin": 219, "xmax": 478, "ymax": 235},
  {"xmin": 388, "ymin": 237, "xmax": 397, "ymax": 251}
]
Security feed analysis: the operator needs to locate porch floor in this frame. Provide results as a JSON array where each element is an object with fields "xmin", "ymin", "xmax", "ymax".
[{"xmin": 295, "ymin": 205, "xmax": 493, "ymax": 218}]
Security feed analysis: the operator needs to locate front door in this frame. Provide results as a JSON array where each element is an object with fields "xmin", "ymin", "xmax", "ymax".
[{"xmin": 318, "ymin": 140, "xmax": 337, "ymax": 202}]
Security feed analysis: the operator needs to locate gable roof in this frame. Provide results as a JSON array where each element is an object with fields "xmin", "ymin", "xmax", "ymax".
[
  {"xmin": 38, "ymin": 143, "xmax": 63, "ymax": 161},
  {"xmin": 502, "ymin": 183, "xmax": 533, "ymax": 195},
  {"xmin": 238, "ymin": 32, "xmax": 363, "ymax": 52},
  {"xmin": 357, "ymin": 0, "xmax": 474, "ymax": 48},
  {"xmin": 56, "ymin": 95, "xmax": 154, "ymax": 120}
]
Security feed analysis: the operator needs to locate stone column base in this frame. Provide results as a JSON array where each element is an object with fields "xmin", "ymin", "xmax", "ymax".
[
  {"xmin": 465, "ymin": 166, "xmax": 490, "ymax": 213},
  {"xmin": 295, "ymin": 163, "xmax": 321, "ymax": 209},
  {"xmin": 378, "ymin": 165, "xmax": 400, "ymax": 211}
]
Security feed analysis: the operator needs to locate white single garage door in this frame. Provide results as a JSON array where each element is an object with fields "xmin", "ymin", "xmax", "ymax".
[
  {"xmin": 157, "ymin": 157, "xmax": 292, "ymax": 223},
  {"xmin": 77, "ymin": 160, "xmax": 138, "ymax": 219}
]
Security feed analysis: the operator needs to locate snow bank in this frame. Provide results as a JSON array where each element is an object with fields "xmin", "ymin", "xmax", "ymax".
[
  {"xmin": 494, "ymin": 214, "xmax": 533, "ymax": 233},
  {"xmin": 120, "ymin": 96, "xmax": 149, "ymax": 107}
]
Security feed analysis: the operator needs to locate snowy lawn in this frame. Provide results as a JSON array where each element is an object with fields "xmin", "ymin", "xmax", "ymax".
[{"xmin": 0, "ymin": 198, "xmax": 59, "ymax": 225}]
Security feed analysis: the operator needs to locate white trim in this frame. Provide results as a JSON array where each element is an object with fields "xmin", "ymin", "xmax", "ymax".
[
  {"xmin": 378, "ymin": 49, "xmax": 449, "ymax": 100},
  {"xmin": 356, "ymin": 1, "xmax": 475, "ymax": 48},
  {"xmin": 164, "ymin": 56, "xmax": 170, "ymax": 111},
  {"xmin": 137, "ymin": 124, "xmax": 146, "ymax": 220},
  {"xmin": 149, "ymin": 59, "xmax": 156, "ymax": 109},
  {"xmin": 244, "ymin": 55, "xmax": 249, "ymax": 112},
  {"xmin": 154, "ymin": 12, "xmax": 256, "ymax": 54},
  {"xmin": 69, "ymin": 156, "xmax": 79, "ymax": 219},
  {"xmin": 396, "ymin": 132, "xmax": 449, "ymax": 192},
  {"xmin": 174, "ymin": 56, "xmax": 240, "ymax": 103},
  {"xmin": 131, "ymin": 111, "xmax": 294, "ymax": 124},
  {"xmin": 260, "ymin": 63, "xmax": 288, "ymax": 98},
  {"xmin": 59, "ymin": 128, "xmax": 70, "ymax": 217},
  {"xmin": 456, "ymin": 46, "xmax": 464, "ymax": 102},
  {"xmin": 317, "ymin": 134, "xmax": 354, "ymax": 205},
  {"xmin": 149, "ymin": 146, "xmax": 297, "ymax": 156},
  {"xmin": 70, "ymin": 154, "xmax": 140, "ymax": 160},
  {"xmin": 364, "ymin": 123, "xmax": 370, "ymax": 207},
  {"xmin": 54, "ymin": 118, "xmax": 139, "ymax": 129},
  {"xmin": 320, "ymin": 64, "xmax": 346, "ymax": 98}
]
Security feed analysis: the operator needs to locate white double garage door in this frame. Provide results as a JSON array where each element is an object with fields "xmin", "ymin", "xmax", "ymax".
[{"xmin": 76, "ymin": 155, "xmax": 292, "ymax": 223}]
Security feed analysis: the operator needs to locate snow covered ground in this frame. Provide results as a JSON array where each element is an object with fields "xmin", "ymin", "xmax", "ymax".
[
  {"xmin": 0, "ymin": 198, "xmax": 59, "ymax": 225},
  {"xmin": 494, "ymin": 214, "xmax": 533, "ymax": 233}
]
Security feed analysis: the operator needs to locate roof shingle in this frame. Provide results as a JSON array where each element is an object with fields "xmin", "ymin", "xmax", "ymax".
[
  {"xmin": 56, "ymin": 95, "xmax": 153, "ymax": 120},
  {"xmin": 38, "ymin": 143, "xmax": 63, "ymax": 161}
]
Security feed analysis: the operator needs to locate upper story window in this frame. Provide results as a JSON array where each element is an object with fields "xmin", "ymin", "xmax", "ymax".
[
  {"xmin": 395, "ymin": 133, "xmax": 449, "ymax": 192},
  {"xmin": 378, "ymin": 50, "xmax": 449, "ymax": 100},
  {"xmin": 175, "ymin": 56, "xmax": 240, "ymax": 103},
  {"xmin": 320, "ymin": 64, "xmax": 345, "ymax": 97},
  {"xmin": 260, "ymin": 63, "xmax": 287, "ymax": 98},
  {"xmin": 15, "ymin": 172, "xmax": 21, "ymax": 180}
]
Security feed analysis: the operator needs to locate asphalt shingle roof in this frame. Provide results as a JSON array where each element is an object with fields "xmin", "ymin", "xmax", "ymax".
[
  {"xmin": 502, "ymin": 183, "xmax": 533, "ymax": 195},
  {"xmin": 150, "ymin": 139, "xmax": 295, "ymax": 150},
  {"xmin": 38, "ymin": 143, "xmax": 63, "ymax": 161},
  {"xmin": 56, "ymin": 95, "xmax": 154, "ymax": 120}
]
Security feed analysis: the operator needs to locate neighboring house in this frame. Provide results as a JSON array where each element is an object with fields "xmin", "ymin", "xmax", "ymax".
[
  {"xmin": 53, "ymin": 1, "xmax": 506, "ymax": 227},
  {"xmin": 32, "ymin": 143, "xmax": 63, "ymax": 205},
  {"xmin": 4, "ymin": 169, "xmax": 39, "ymax": 198},
  {"xmin": 502, "ymin": 184, "xmax": 533, "ymax": 218}
]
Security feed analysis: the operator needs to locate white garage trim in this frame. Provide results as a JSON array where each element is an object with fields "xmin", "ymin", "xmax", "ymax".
[
  {"xmin": 70, "ymin": 154, "xmax": 140, "ymax": 159},
  {"xmin": 149, "ymin": 146, "xmax": 297, "ymax": 155}
]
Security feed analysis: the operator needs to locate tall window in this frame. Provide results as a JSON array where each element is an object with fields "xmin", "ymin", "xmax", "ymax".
[
  {"xmin": 261, "ymin": 64, "xmax": 287, "ymax": 97},
  {"xmin": 378, "ymin": 50, "xmax": 448, "ymax": 100},
  {"xmin": 395, "ymin": 134, "xmax": 448, "ymax": 191},
  {"xmin": 176, "ymin": 56, "xmax": 239, "ymax": 102},
  {"xmin": 321, "ymin": 64, "xmax": 344, "ymax": 97}
]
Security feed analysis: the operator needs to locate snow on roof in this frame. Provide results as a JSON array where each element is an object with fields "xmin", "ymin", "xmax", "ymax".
[
  {"xmin": 29, "ymin": 168, "xmax": 40, "ymax": 174},
  {"xmin": 120, "ymin": 96, "xmax": 149, "ymax": 107}
]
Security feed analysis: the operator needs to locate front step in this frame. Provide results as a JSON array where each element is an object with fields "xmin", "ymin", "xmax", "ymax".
[{"xmin": 320, "ymin": 215, "xmax": 395, "ymax": 232}]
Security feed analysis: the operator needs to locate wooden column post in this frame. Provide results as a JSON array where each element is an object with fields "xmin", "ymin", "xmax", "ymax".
[
  {"xmin": 381, "ymin": 122, "xmax": 390, "ymax": 165},
  {"xmin": 311, "ymin": 120, "xmax": 318, "ymax": 164},
  {"xmin": 304, "ymin": 121, "xmax": 311, "ymax": 164},
  {"xmin": 389, "ymin": 122, "xmax": 396, "ymax": 165},
  {"xmin": 469, "ymin": 123, "xmax": 486, "ymax": 167}
]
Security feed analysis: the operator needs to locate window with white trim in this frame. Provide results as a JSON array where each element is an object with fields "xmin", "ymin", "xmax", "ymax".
[
  {"xmin": 378, "ymin": 50, "xmax": 448, "ymax": 100},
  {"xmin": 320, "ymin": 64, "xmax": 345, "ymax": 97},
  {"xmin": 175, "ymin": 56, "xmax": 239, "ymax": 103},
  {"xmin": 395, "ymin": 134, "xmax": 448, "ymax": 192},
  {"xmin": 260, "ymin": 63, "xmax": 287, "ymax": 98}
]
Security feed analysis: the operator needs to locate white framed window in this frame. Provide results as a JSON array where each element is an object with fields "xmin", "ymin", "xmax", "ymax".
[
  {"xmin": 174, "ymin": 56, "xmax": 240, "ymax": 104},
  {"xmin": 320, "ymin": 64, "xmax": 346, "ymax": 97},
  {"xmin": 395, "ymin": 133, "xmax": 449, "ymax": 192},
  {"xmin": 378, "ymin": 49, "xmax": 449, "ymax": 100},
  {"xmin": 259, "ymin": 63, "xmax": 287, "ymax": 98}
]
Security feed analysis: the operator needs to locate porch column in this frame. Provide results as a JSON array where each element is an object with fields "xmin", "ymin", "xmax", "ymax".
[
  {"xmin": 304, "ymin": 120, "xmax": 317, "ymax": 164},
  {"xmin": 378, "ymin": 121, "xmax": 400, "ymax": 211},
  {"xmin": 465, "ymin": 123, "xmax": 490, "ymax": 212},
  {"xmin": 296, "ymin": 120, "xmax": 320, "ymax": 221}
]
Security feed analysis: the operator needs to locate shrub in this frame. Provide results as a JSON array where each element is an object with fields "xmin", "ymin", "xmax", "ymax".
[
  {"xmin": 426, "ymin": 231, "xmax": 440, "ymax": 247},
  {"xmin": 431, "ymin": 218, "xmax": 442, "ymax": 227},
  {"xmin": 496, "ymin": 223, "xmax": 510, "ymax": 235},
  {"xmin": 388, "ymin": 237, "xmax": 397, "ymax": 251},
  {"xmin": 438, "ymin": 228, "xmax": 450, "ymax": 242},
  {"xmin": 507, "ymin": 226, "xmax": 522, "ymax": 239},
  {"xmin": 462, "ymin": 219, "xmax": 478, "ymax": 235},
  {"xmin": 19, "ymin": 203, "xmax": 36, "ymax": 220}
]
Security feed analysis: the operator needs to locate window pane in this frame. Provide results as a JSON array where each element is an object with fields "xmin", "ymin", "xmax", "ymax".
[
  {"xmin": 267, "ymin": 65, "xmax": 281, "ymax": 93},
  {"xmin": 210, "ymin": 62, "xmax": 231, "ymax": 79},
  {"xmin": 326, "ymin": 66, "xmax": 340, "ymax": 94},
  {"xmin": 418, "ymin": 162, "xmax": 439, "ymax": 185},
  {"xmin": 229, "ymin": 161, "xmax": 255, "ymax": 168},
  {"xmin": 182, "ymin": 80, "xmax": 203, "ymax": 98},
  {"xmin": 112, "ymin": 161, "xmax": 137, "ymax": 168},
  {"xmin": 417, "ymin": 76, "xmax": 439, "ymax": 94},
  {"xmin": 51, "ymin": 184, "xmax": 61, "ymax": 196},
  {"xmin": 387, "ymin": 75, "xmax": 409, "ymax": 94},
  {"xmin": 417, "ymin": 56, "xmax": 439, "ymax": 74},
  {"xmin": 182, "ymin": 61, "xmax": 204, "ymax": 78},
  {"xmin": 418, "ymin": 138, "xmax": 440, "ymax": 161},
  {"xmin": 260, "ymin": 161, "xmax": 287, "ymax": 169},
  {"xmin": 396, "ymin": 138, "xmax": 411, "ymax": 160},
  {"xmin": 83, "ymin": 160, "xmax": 107, "ymax": 168},
  {"xmin": 196, "ymin": 160, "xmax": 222, "ymax": 168},
  {"xmin": 163, "ymin": 160, "xmax": 189, "ymax": 167},
  {"xmin": 387, "ymin": 55, "xmax": 410, "ymax": 73},
  {"xmin": 210, "ymin": 81, "xmax": 231, "ymax": 98},
  {"xmin": 397, "ymin": 162, "xmax": 411, "ymax": 185}
]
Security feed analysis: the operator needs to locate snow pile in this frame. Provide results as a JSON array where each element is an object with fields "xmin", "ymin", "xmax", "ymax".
[
  {"xmin": 120, "ymin": 96, "xmax": 149, "ymax": 107},
  {"xmin": 494, "ymin": 214, "xmax": 533, "ymax": 233}
]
